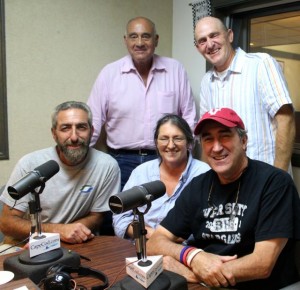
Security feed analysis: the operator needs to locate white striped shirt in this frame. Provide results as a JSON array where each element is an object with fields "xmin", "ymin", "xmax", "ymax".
[{"xmin": 200, "ymin": 48, "xmax": 293, "ymax": 166}]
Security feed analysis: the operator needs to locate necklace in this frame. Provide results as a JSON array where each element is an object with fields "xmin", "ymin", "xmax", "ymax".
[{"xmin": 207, "ymin": 179, "xmax": 241, "ymax": 221}]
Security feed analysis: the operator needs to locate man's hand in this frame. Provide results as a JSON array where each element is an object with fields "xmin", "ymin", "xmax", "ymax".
[
  {"xmin": 58, "ymin": 223, "xmax": 95, "ymax": 244},
  {"xmin": 191, "ymin": 251, "xmax": 237, "ymax": 288},
  {"xmin": 163, "ymin": 256, "xmax": 199, "ymax": 283}
]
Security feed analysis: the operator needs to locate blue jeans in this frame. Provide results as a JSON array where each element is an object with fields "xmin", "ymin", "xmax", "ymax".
[{"xmin": 109, "ymin": 152, "xmax": 158, "ymax": 189}]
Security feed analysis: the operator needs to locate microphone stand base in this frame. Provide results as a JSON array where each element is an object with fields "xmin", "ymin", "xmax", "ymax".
[
  {"xmin": 19, "ymin": 247, "xmax": 64, "ymax": 264},
  {"xmin": 110, "ymin": 270, "xmax": 188, "ymax": 290},
  {"xmin": 126, "ymin": 255, "xmax": 163, "ymax": 288},
  {"xmin": 3, "ymin": 247, "xmax": 80, "ymax": 284}
]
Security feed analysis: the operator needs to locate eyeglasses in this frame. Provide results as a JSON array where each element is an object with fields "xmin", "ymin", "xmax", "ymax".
[{"xmin": 157, "ymin": 137, "xmax": 186, "ymax": 145}]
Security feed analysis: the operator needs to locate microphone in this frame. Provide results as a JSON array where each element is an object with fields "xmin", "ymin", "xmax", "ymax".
[
  {"xmin": 109, "ymin": 180, "xmax": 166, "ymax": 214},
  {"xmin": 8, "ymin": 160, "xmax": 60, "ymax": 200},
  {"xmin": 5, "ymin": 160, "xmax": 64, "ymax": 265},
  {"xmin": 110, "ymin": 181, "xmax": 167, "ymax": 288}
]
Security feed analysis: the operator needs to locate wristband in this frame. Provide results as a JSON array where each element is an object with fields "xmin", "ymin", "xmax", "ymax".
[
  {"xmin": 179, "ymin": 246, "xmax": 190, "ymax": 264},
  {"xmin": 186, "ymin": 248, "xmax": 204, "ymax": 267},
  {"xmin": 182, "ymin": 247, "xmax": 196, "ymax": 266}
]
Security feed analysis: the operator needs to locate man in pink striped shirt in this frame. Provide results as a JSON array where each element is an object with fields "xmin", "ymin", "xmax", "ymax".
[{"xmin": 88, "ymin": 17, "xmax": 196, "ymax": 189}]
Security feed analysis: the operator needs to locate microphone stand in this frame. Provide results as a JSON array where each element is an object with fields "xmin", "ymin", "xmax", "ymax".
[
  {"xmin": 133, "ymin": 205, "xmax": 152, "ymax": 266},
  {"xmin": 117, "ymin": 204, "xmax": 172, "ymax": 290},
  {"xmin": 18, "ymin": 184, "xmax": 64, "ymax": 264},
  {"xmin": 29, "ymin": 187, "xmax": 45, "ymax": 239},
  {"xmin": 3, "ymin": 176, "xmax": 81, "ymax": 284}
]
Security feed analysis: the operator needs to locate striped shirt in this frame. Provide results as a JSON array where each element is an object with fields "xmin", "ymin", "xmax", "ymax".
[
  {"xmin": 200, "ymin": 48, "xmax": 293, "ymax": 166},
  {"xmin": 87, "ymin": 54, "xmax": 196, "ymax": 149}
]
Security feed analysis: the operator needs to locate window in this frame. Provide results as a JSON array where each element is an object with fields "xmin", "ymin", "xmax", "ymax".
[{"xmin": 249, "ymin": 11, "xmax": 300, "ymax": 110}]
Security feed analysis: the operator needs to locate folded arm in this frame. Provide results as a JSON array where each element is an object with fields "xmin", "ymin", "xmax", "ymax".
[
  {"xmin": 0, "ymin": 204, "xmax": 32, "ymax": 242},
  {"xmin": 147, "ymin": 225, "xmax": 199, "ymax": 282},
  {"xmin": 147, "ymin": 226, "xmax": 287, "ymax": 287},
  {"xmin": 219, "ymin": 238, "xmax": 287, "ymax": 284},
  {"xmin": 188, "ymin": 238, "xmax": 287, "ymax": 288},
  {"xmin": 0, "ymin": 204, "xmax": 103, "ymax": 244},
  {"xmin": 147, "ymin": 226, "xmax": 236, "ymax": 284}
]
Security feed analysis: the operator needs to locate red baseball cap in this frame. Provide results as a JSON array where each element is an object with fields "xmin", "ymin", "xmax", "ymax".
[{"xmin": 194, "ymin": 108, "xmax": 245, "ymax": 135}]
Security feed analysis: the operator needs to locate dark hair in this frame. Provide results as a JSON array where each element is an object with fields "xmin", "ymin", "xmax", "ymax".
[
  {"xmin": 51, "ymin": 101, "xmax": 93, "ymax": 129},
  {"xmin": 154, "ymin": 114, "xmax": 194, "ymax": 148}
]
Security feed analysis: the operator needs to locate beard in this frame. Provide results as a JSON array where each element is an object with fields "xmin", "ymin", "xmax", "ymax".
[{"xmin": 56, "ymin": 138, "xmax": 90, "ymax": 165}]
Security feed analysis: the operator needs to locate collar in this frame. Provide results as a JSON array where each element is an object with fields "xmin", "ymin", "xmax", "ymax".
[
  {"xmin": 179, "ymin": 151, "xmax": 194, "ymax": 183},
  {"xmin": 121, "ymin": 54, "xmax": 166, "ymax": 74},
  {"xmin": 210, "ymin": 48, "xmax": 246, "ymax": 80}
]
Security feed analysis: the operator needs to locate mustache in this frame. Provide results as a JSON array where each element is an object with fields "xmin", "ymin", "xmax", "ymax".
[{"xmin": 64, "ymin": 139, "xmax": 86, "ymax": 146}]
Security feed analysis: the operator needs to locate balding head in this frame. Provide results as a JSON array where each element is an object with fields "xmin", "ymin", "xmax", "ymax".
[
  {"xmin": 194, "ymin": 16, "xmax": 235, "ymax": 72},
  {"xmin": 125, "ymin": 17, "xmax": 157, "ymax": 36}
]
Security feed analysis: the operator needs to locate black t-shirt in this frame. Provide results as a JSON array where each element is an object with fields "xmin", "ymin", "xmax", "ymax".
[{"xmin": 161, "ymin": 158, "xmax": 300, "ymax": 289}]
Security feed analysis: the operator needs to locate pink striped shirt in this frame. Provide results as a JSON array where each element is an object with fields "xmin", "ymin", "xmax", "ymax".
[{"xmin": 88, "ymin": 54, "xmax": 196, "ymax": 149}]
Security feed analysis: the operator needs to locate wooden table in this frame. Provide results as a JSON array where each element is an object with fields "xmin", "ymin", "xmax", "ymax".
[{"xmin": 0, "ymin": 236, "xmax": 206, "ymax": 289}]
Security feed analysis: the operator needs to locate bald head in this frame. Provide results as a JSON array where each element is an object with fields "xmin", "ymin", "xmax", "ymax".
[
  {"xmin": 194, "ymin": 16, "xmax": 234, "ymax": 72},
  {"xmin": 124, "ymin": 16, "xmax": 159, "ymax": 68},
  {"xmin": 195, "ymin": 16, "xmax": 228, "ymax": 40},
  {"xmin": 125, "ymin": 17, "xmax": 157, "ymax": 36}
]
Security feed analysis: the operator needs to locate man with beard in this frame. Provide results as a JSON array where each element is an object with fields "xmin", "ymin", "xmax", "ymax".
[{"xmin": 0, "ymin": 101, "xmax": 120, "ymax": 248}]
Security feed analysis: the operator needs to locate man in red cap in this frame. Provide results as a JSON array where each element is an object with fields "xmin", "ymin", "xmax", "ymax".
[{"xmin": 147, "ymin": 108, "xmax": 300, "ymax": 289}]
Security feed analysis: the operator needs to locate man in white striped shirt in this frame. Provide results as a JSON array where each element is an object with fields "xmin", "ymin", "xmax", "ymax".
[{"xmin": 194, "ymin": 16, "xmax": 295, "ymax": 173}]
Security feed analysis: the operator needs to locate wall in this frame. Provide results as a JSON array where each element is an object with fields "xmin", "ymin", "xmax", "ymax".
[
  {"xmin": 0, "ymin": 0, "xmax": 172, "ymax": 186},
  {"xmin": 172, "ymin": 0, "xmax": 206, "ymax": 117},
  {"xmin": 2, "ymin": 0, "xmax": 298, "ymax": 192}
]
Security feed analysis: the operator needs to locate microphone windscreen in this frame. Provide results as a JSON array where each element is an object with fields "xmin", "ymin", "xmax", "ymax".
[
  {"xmin": 142, "ymin": 180, "xmax": 166, "ymax": 201},
  {"xmin": 8, "ymin": 160, "xmax": 60, "ymax": 200},
  {"xmin": 34, "ymin": 160, "xmax": 60, "ymax": 181},
  {"xmin": 109, "ymin": 180, "xmax": 166, "ymax": 214}
]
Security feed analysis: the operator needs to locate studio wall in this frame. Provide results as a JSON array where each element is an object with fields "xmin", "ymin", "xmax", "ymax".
[{"xmin": 0, "ymin": 0, "xmax": 173, "ymax": 186}]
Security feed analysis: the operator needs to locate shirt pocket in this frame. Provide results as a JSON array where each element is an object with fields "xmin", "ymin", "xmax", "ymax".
[{"xmin": 158, "ymin": 91, "xmax": 176, "ymax": 114}]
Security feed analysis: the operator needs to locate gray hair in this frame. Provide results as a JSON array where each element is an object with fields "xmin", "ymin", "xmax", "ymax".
[
  {"xmin": 51, "ymin": 101, "xmax": 93, "ymax": 129},
  {"xmin": 236, "ymin": 127, "xmax": 248, "ymax": 139}
]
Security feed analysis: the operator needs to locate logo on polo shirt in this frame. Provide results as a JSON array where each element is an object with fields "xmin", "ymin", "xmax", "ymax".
[{"xmin": 80, "ymin": 185, "xmax": 93, "ymax": 194}]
